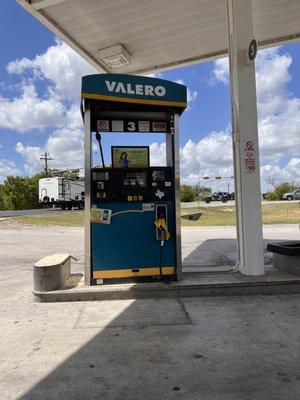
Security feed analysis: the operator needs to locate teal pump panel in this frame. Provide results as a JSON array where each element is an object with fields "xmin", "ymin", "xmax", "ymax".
[{"xmin": 81, "ymin": 74, "xmax": 187, "ymax": 284}]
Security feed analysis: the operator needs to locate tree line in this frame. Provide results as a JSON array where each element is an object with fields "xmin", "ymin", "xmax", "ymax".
[
  {"xmin": 0, "ymin": 169, "xmax": 80, "ymax": 211},
  {"xmin": 0, "ymin": 173, "xmax": 298, "ymax": 210},
  {"xmin": 0, "ymin": 173, "xmax": 45, "ymax": 211}
]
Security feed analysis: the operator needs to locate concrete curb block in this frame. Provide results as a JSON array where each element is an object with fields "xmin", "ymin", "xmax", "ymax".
[{"xmin": 33, "ymin": 253, "xmax": 71, "ymax": 292}]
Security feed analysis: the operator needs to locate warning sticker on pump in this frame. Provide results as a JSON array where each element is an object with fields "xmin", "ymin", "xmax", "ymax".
[
  {"xmin": 152, "ymin": 121, "xmax": 166, "ymax": 132},
  {"xmin": 97, "ymin": 120, "xmax": 109, "ymax": 132},
  {"xmin": 90, "ymin": 208, "xmax": 112, "ymax": 224}
]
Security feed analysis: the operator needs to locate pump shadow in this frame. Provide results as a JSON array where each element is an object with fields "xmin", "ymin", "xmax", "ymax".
[
  {"xmin": 182, "ymin": 238, "xmax": 275, "ymax": 273},
  {"xmin": 17, "ymin": 290, "xmax": 299, "ymax": 400},
  {"xmin": 18, "ymin": 298, "xmax": 193, "ymax": 400}
]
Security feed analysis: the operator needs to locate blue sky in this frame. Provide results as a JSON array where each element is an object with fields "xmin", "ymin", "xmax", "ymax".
[{"xmin": 0, "ymin": 0, "xmax": 299, "ymax": 192}]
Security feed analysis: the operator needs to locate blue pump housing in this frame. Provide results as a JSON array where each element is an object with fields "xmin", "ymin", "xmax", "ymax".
[{"xmin": 92, "ymin": 201, "xmax": 176, "ymax": 273}]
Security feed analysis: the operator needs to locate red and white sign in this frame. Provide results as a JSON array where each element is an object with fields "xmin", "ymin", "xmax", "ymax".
[
  {"xmin": 152, "ymin": 121, "xmax": 166, "ymax": 132},
  {"xmin": 97, "ymin": 120, "xmax": 109, "ymax": 132},
  {"xmin": 244, "ymin": 140, "xmax": 256, "ymax": 173}
]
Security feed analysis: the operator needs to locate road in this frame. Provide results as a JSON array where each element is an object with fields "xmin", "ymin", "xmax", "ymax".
[
  {"xmin": 1, "ymin": 200, "xmax": 298, "ymax": 217},
  {"xmin": 181, "ymin": 199, "xmax": 299, "ymax": 208},
  {"xmin": 0, "ymin": 207, "xmax": 81, "ymax": 218}
]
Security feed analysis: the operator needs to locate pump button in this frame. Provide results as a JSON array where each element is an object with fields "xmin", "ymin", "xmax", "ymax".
[
  {"xmin": 138, "ymin": 195, "xmax": 143, "ymax": 201},
  {"xmin": 127, "ymin": 196, "xmax": 132, "ymax": 202},
  {"xmin": 133, "ymin": 195, "xmax": 138, "ymax": 201}
]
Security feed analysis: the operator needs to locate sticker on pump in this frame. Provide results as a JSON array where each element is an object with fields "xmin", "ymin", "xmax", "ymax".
[
  {"xmin": 90, "ymin": 208, "xmax": 112, "ymax": 224},
  {"xmin": 142, "ymin": 203, "xmax": 154, "ymax": 211},
  {"xmin": 97, "ymin": 120, "xmax": 109, "ymax": 132},
  {"xmin": 112, "ymin": 120, "xmax": 124, "ymax": 132},
  {"xmin": 138, "ymin": 121, "xmax": 150, "ymax": 132},
  {"xmin": 152, "ymin": 121, "xmax": 166, "ymax": 132}
]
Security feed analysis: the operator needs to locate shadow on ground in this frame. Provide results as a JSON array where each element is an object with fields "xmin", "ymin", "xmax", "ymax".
[
  {"xmin": 18, "ymin": 295, "xmax": 299, "ymax": 400},
  {"xmin": 182, "ymin": 238, "xmax": 274, "ymax": 272}
]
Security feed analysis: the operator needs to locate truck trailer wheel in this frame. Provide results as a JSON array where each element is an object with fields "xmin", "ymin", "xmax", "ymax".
[
  {"xmin": 78, "ymin": 202, "xmax": 84, "ymax": 210},
  {"xmin": 60, "ymin": 203, "xmax": 66, "ymax": 210},
  {"xmin": 67, "ymin": 204, "xmax": 73, "ymax": 210}
]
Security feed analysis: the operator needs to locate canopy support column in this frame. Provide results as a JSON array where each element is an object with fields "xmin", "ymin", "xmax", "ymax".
[
  {"xmin": 227, "ymin": 0, "xmax": 264, "ymax": 275},
  {"xmin": 84, "ymin": 101, "xmax": 91, "ymax": 285}
]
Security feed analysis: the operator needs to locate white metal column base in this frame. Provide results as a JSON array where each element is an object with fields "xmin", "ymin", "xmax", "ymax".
[{"xmin": 227, "ymin": 0, "xmax": 265, "ymax": 276}]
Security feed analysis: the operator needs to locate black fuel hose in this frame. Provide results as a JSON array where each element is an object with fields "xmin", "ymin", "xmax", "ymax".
[
  {"xmin": 95, "ymin": 132, "xmax": 105, "ymax": 168},
  {"xmin": 159, "ymin": 240, "xmax": 175, "ymax": 285}
]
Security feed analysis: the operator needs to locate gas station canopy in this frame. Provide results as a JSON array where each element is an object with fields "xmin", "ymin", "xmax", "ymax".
[{"xmin": 18, "ymin": 0, "xmax": 300, "ymax": 74}]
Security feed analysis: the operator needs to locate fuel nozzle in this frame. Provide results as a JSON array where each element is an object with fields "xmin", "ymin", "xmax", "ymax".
[{"xmin": 154, "ymin": 218, "xmax": 170, "ymax": 240}]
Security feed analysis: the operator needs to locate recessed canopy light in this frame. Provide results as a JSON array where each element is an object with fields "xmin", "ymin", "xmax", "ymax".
[{"xmin": 97, "ymin": 44, "xmax": 131, "ymax": 68}]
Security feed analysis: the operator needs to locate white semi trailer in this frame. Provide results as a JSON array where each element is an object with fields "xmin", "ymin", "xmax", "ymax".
[{"xmin": 39, "ymin": 177, "xmax": 85, "ymax": 210}]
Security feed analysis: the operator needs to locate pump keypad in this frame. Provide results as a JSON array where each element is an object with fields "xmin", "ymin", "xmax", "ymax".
[{"xmin": 92, "ymin": 167, "xmax": 174, "ymax": 204}]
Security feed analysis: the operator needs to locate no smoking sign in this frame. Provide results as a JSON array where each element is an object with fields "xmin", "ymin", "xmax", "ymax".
[{"xmin": 244, "ymin": 140, "xmax": 256, "ymax": 173}]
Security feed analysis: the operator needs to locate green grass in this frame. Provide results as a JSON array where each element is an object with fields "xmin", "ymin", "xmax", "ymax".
[
  {"xmin": 11, "ymin": 212, "xmax": 84, "ymax": 227},
  {"xmin": 181, "ymin": 203, "xmax": 300, "ymax": 226},
  {"xmin": 181, "ymin": 206, "xmax": 236, "ymax": 226},
  {"xmin": 8, "ymin": 203, "xmax": 300, "ymax": 227}
]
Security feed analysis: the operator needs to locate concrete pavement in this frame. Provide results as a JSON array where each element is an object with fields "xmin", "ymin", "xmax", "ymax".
[{"xmin": 0, "ymin": 221, "xmax": 299, "ymax": 399}]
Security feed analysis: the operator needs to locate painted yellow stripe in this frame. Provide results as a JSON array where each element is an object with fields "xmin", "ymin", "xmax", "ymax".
[
  {"xmin": 93, "ymin": 267, "xmax": 175, "ymax": 279},
  {"xmin": 81, "ymin": 92, "xmax": 187, "ymax": 108}
]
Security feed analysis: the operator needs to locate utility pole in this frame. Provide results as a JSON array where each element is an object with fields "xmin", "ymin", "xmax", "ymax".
[{"xmin": 40, "ymin": 152, "xmax": 53, "ymax": 174}]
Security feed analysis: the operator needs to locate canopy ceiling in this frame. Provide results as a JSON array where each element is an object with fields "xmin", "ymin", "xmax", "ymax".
[{"xmin": 18, "ymin": 0, "xmax": 300, "ymax": 74}]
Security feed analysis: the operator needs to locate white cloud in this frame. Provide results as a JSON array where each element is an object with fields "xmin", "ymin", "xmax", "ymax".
[
  {"xmin": 15, "ymin": 142, "xmax": 43, "ymax": 175},
  {"xmin": 180, "ymin": 130, "xmax": 232, "ymax": 176},
  {"xmin": 0, "ymin": 83, "xmax": 65, "ymax": 133},
  {"xmin": 0, "ymin": 159, "xmax": 21, "ymax": 182},
  {"xmin": 261, "ymin": 158, "xmax": 300, "ymax": 185},
  {"xmin": 208, "ymin": 47, "xmax": 300, "ymax": 189},
  {"xmin": 209, "ymin": 58, "xmax": 229, "ymax": 85},
  {"xmin": 1, "ymin": 39, "xmax": 94, "ymax": 135},
  {"xmin": 150, "ymin": 142, "xmax": 166, "ymax": 166},
  {"xmin": 7, "ymin": 39, "xmax": 96, "ymax": 102},
  {"xmin": 175, "ymin": 79, "xmax": 197, "ymax": 109},
  {"xmin": 15, "ymin": 124, "xmax": 84, "ymax": 174},
  {"xmin": 210, "ymin": 47, "xmax": 293, "ymax": 117},
  {"xmin": 5, "ymin": 39, "xmax": 92, "ymax": 171},
  {"xmin": 259, "ymin": 97, "xmax": 300, "ymax": 162},
  {"xmin": 46, "ymin": 126, "xmax": 84, "ymax": 169}
]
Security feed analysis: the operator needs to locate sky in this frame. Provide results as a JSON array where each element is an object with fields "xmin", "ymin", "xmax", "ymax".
[{"xmin": 0, "ymin": 0, "xmax": 299, "ymax": 193}]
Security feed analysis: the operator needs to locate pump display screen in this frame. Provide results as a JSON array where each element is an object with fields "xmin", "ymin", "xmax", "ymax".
[
  {"xmin": 124, "ymin": 171, "xmax": 147, "ymax": 187},
  {"xmin": 112, "ymin": 146, "xmax": 149, "ymax": 169}
]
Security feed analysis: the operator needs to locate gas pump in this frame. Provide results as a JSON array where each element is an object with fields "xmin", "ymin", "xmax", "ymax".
[{"xmin": 81, "ymin": 74, "xmax": 187, "ymax": 284}]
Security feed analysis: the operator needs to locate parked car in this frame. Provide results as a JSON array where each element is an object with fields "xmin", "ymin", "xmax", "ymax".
[
  {"xmin": 204, "ymin": 191, "xmax": 230, "ymax": 204},
  {"xmin": 282, "ymin": 189, "xmax": 300, "ymax": 201}
]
